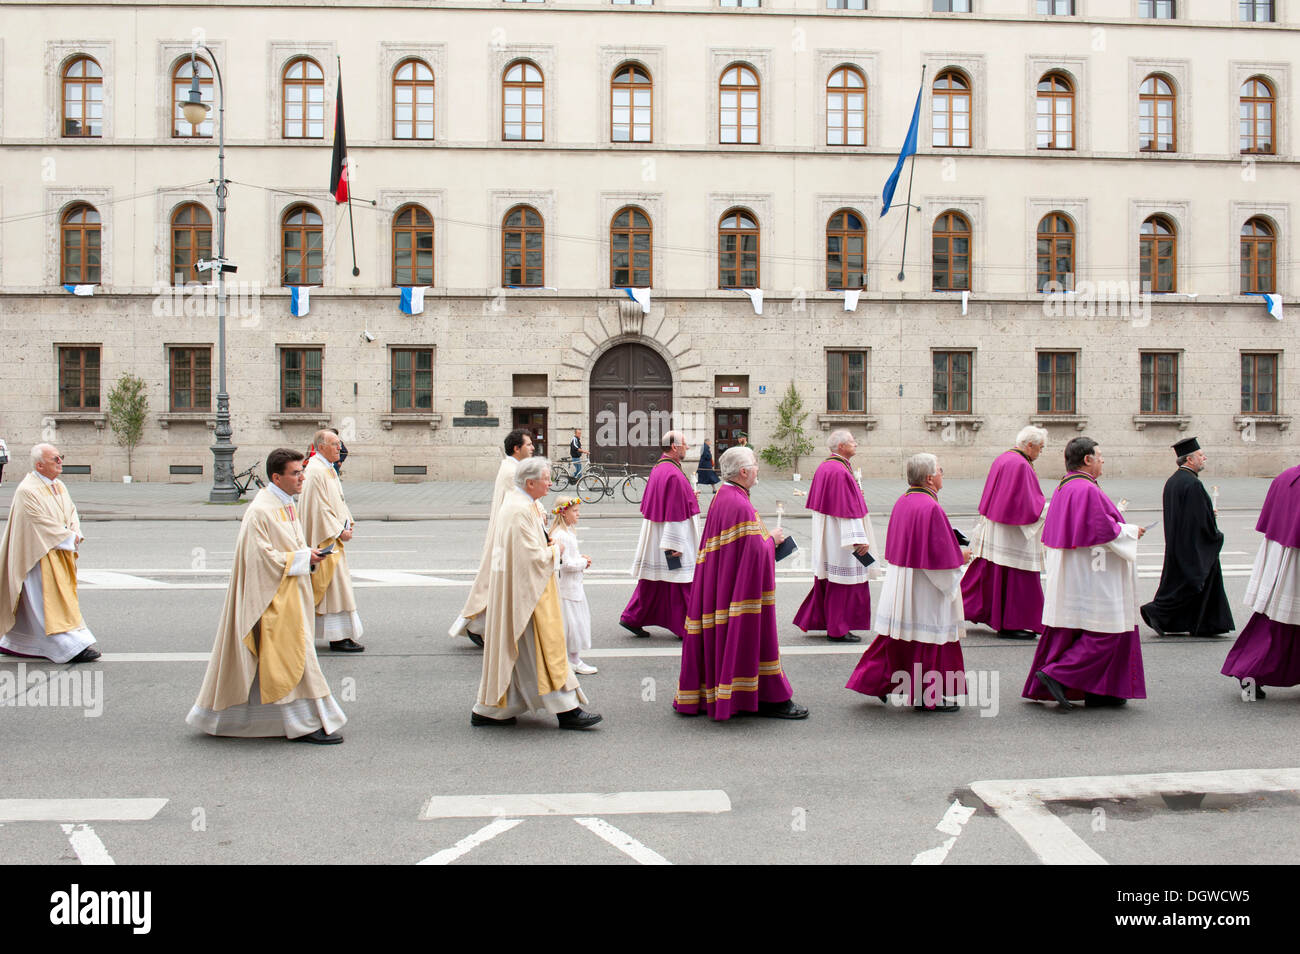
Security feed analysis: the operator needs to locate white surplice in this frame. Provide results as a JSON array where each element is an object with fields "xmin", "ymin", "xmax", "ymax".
[
  {"xmin": 967, "ymin": 511, "xmax": 1046, "ymax": 573},
  {"xmin": 629, "ymin": 516, "xmax": 701, "ymax": 584},
  {"xmin": 811, "ymin": 513, "xmax": 882, "ymax": 584},
  {"xmin": 873, "ymin": 564, "xmax": 965, "ymax": 645},
  {"xmin": 1244, "ymin": 539, "xmax": 1300, "ymax": 625},
  {"xmin": 1042, "ymin": 524, "xmax": 1140, "ymax": 633}
]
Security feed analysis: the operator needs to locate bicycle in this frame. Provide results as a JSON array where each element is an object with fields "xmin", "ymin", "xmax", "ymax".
[
  {"xmin": 232, "ymin": 463, "xmax": 266, "ymax": 498},
  {"xmin": 574, "ymin": 465, "xmax": 608, "ymax": 505},
  {"xmin": 607, "ymin": 464, "xmax": 648, "ymax": 504}
]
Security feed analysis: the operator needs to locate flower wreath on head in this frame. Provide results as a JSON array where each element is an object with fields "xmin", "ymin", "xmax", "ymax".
[{"xmin": 550, "ymin": 496, "xmax": 580, "ymax": 516}]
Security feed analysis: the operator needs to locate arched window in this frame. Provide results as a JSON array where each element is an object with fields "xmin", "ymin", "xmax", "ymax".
[
  {"xmin": 1240, "ymin": 77, "xmax": 1275, "ymax": 155},
  {"xmin": 1139, "ymin": 75, "xmax": 1175, "ymax": 152},
  {"xmin": 612, "ymin": 64, "xmax": 652, "ymax": 143},
  {"xmin": 610, "ymin": 207, "xmax": 652, "ymax": 288},
  {"xmin": 171, "ymin": 203, "xmax": 212, "ymax": 286},
  {"xmin": 931, "ymin": 211, "xmax": 970, "ymax": 291},
  {"xmin": 61, "ymin": 204, "xmax": 101, "ymax": 285},
  {"xmin": 1241, "ymin": 217, "xmax": 1276, "ymax": 294},
  {"xmin": 62, "ymin": 56, "xmax": 103, "ymax": 138},
  {"xmin": 932, "ymin": 69, "xmax": 970, "ymax": 148},
  {"xmin": 282, "ymin": 205, "xmax": 323, "ymax": 286},
  {"xmin": 392, "ymin": 205, "xmax": 434, "ymax": 287},
  {"xmin": 283, "ymin": 57, "xmax": 325, "ymax": 139},
  {"xmin": 503, "ymin": 205, "xmax": 544, "ymax": 287},
  {"xmin": 826, "ymin": 210, "xmax": 866, "ymax": 290},
  {"xmin": 826, "ymin": 67, "xmax": 866, "ymax": 146},
  {"xmin": 1037, "ymin": 213, "xmax": 1075, "ymax": 291},
  {"xmin": 1140, "ymin": 215, "xmax": 1176, "ymax": 293},
  {"xmin": 718, "ymin": 210, "xmax": 759, "ymax": 289},
  {"xmin": 393, "ymin": 58, "xmax": 434, "ymax": 140},
  {"xmin": 1035, "ymin": 72, "xmax": 1074, "ymax": 150},
  {"xmin": 719, "ymin": 65, "xmax": 760, "ymax": 144},
  {"xmin": 503, "ymin": 61, "xmax": 544, "ymax": 141},
  {"xmin": 173, "ymin": 57, "xmax": 213, "ymax": 138}
]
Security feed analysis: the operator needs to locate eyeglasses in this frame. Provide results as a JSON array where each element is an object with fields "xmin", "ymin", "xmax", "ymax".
[{"xmin": 44, "ymin": 456, "xmax": 64, "ymax": 464}]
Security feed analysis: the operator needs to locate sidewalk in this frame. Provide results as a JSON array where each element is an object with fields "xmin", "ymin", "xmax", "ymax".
[{"xmin": 0, "ymin": 474, "xmax": 1274, "ymax": 522}]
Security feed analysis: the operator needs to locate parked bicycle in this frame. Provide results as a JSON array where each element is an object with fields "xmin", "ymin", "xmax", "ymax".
[
  {"xmin": 608, "ymin": 464, "xmax": 648, "ymax": 504},
  {"xmin": 232, "ymin": 463, "xmax": 266, "ymax": 498}
]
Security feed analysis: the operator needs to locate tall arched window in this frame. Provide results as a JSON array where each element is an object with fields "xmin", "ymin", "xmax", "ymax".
[
  {"xmin": 932, "ymin": 69, "xmax": 970, "ymax": 148},
  {"xmin": 932, "ymin": 211, "xmax": 970, "ymax": 291},
  {"xmin": 392, "ymin": 205, "xmax": 434, "ymax": 287},
  {"xmin": 1241, "ymin": 217, "xmax": 1276, "ymax": 294},
  {"xmin": 282, "ymin": 205, "xmax": 323, "ymax": 286},
  {"xmin": 826, "ymin": 67, "xmax": 866, "ymax": 146},
  {"xmin": 171, "ymin": 203, "xmax": 212, "ymax": 285},
  {"xmin": 61, "ymin": 204, "xmax": 101, "ymax": 285},
  {"xmin": 1037, "ymin": 213, "xmax": 1075, "ymax": 291},
  {"xmin": 719, "ymin": 65, "xmax": 760, "ymax": 144},
  {"xmin": 503, "ymin": 61, "xmax": 544, "ymax": 141},
  {"xmin": 826, "ymin": 210, "xmax": 866, "ymax": 290},
  {"xmin": 173, "ymin": 57, "xmax": 213, "ymax": 138},
  {"xmin": 610, "ymin": 207, "xmax": 652, "ymax": 288},
  {"xmin": 283, "ymin": 57, "xmax": 325, "ymax": 139},
  {"xmin": 612, "ymin": 64, "xmax": 652, "ymax": 143},
  {"xmin": 503, "ymin": 205, "xmax": 544, "ymax": 287},
  {"xmin": 1140, "ymin": 215, "xmax": 1177, "ymax": 293},
  {"xmin": 1139, "ymin": 75, "xmax": 1175, "ymax": 152},
  {"xmin": 718, "ymin": 210, "xmax": 759, "ymax": 288},
  {"xmin": 1240, "ymin": 77, "xmax": 1275, "ymax": 155},
  {"xmin": 393, "ymin": 58, "xmax": 434, "ymax": 140},
  {"xmin": 62, "ymin": 56, "xmax": 103, "ymax": 137},
  {"xmin": 1035, "ymin": 72, "xmax": 1074, "ymax": 150}
]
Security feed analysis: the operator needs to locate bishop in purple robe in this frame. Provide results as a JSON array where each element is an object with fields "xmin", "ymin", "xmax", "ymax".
[
  {"xmin": 1024, "ymin": 437, "xmax": 1147, "ymax": 710},
  {"xmin": 674, "ymin": 446, "xmax": 807, "ymax": 720},
  {"xmin": 962, "ymin": 427, "xmax": 1048, "ymax": 640},
  {"xmin": 793, "ymin": 430, "xmax": 877, "ymax": 642},
  {"xmin": 621, "ymin": 431, "xmax": 701, "ymax": 640},
  {"xmin": 846, "ymin": 453, "xmax": 970, "ymax": 713},
  {"xmin": 1222, "ymin": 463, "xmax": 1300, "ymax": 699}
]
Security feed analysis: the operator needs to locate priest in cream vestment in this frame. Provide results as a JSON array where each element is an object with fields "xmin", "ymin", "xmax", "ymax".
[
  {"xmin": 0, "ymin": 444, "xmax": 99, "ymax": 663},
  {"xmin": 300, "ymin": 430, "xmax": 364, "ymax": 653},
  {"xmin": 187, "ymin": 449, "xmax": 347, "ymax": 744},
  {"xmin": 472, "ymin": 457, "xmax": 602, "ymax": 729}
]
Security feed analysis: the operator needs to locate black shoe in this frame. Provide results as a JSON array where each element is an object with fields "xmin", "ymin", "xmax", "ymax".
[
  {"xmin": 467, "ymin": 632, "xmax": 484, "ymax": 648},
  {"xmin": 1035, "ymin": 671, "xmax": 1075, "ymax": 710},
  {"xmin": 620, "ymin": 621, "xmax": 651, "ymax": 638},
  {"xmin": 1140, "ymin": 607, "xmax": 1185, "ymax": 637},
  {"xmin": 828, "ymin": 633, "xmax": 863, "ymax": 643},
  {"xmin": 471, "ymin": 712, "xmax": 516, "ymax": 726},
  {"xmin": 556, "ymin": 707, "xmax": 603, "ymax": 729},
  {"xmin": 1240, "ymin": 681, "xmax": 1267, "ymax": 701},
  {"xmin": 1084, "ymin": 692, "xmax": 1127, "ymax": 707},
  {"xmin": 914, "ymin": 702, "xmax": 961, "ymax": 713},
  {"xmin": 997, "ymin": 629, "xmax": 1039, "ymax": 640},
  {"xmin": 329, "ymin": 638, "xmax": 365, "ymax": 652},
  {"xmin": 68, "ymin": 646, "xmax": 101, "ymax": 663},
  {"xmin": 292, "ymin": 728, "xmax": 343, "ymax": 744},
  {"xmin": 756, "ymin": 699, "xmax": 810, "ymax": 719}
]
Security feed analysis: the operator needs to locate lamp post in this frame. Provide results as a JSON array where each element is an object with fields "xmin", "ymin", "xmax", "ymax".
[{"xmin": 182, "ymin": 48, "xmax": 239, "ymax": 502}]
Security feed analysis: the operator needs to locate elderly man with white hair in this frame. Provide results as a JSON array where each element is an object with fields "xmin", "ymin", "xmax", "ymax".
[
  {"xmin": 300, "ymin": 428, "xmax": 365, "ymax": 653},
  {"xmin": 473, "ymin": 457, "xmax": 601, "ymax": 729},
  {"xmin": 961, "ymin": 426, "xmax": 1049, "ymax": 640},
  {"xmin": 0, "ymin": 444, "xmax": 100, "ymax": 663},
  {"xmin": 794, "ymin": 429, "xmax": 878, "ymax": 642}
]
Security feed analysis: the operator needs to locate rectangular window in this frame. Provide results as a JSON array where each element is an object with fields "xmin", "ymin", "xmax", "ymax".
[
  {"xmin": 613, "ymin": 0, "xmax": 654, "ymax": 4},
  {"xmin": 281, "ymin": 347, "xmax": 323, "ymax": 412},
  {"xmin": 932, "ymin": 0, "xmax": 970, "ymax": 9},
  {"xmin": 169, "ymin": 346, "xmax": 212, "ymax": 412},
  {"xmin": 827, "ymin": 0, "xmax": 867, "ymax": 7},
  {"xmin": 1241, "ymin": 353, "xmax": 1278, "ymax": 414},
  {"xmin": 391, "ymin": 348, "xmax": 434, "ymax": 411},
  {"xmin": 1037, "ymin": 0, "xmax": 1074, "ymax": 12},
  {"xmin": 720, "ymin": 0, "xmax": 760, "ymax": 6},
  {"xmin": 1140, "ymin": 352, "xmax": 1179, "ymax": 414},
  {"xmin": 1238, "ymin": 0, "xmax": 1274, "ymax": 20},
  {"xmin": 826, "ymin": 351, "xmax": 867, "ymax": 412},
  {"xmin": 1036, "ymin": 352, "xmax": 1076, "ymax": 413},
  {"xmin": 58, "ymin": 346, "xmax": 101, "ymax": 411},
  {"xmin": 932, "ymin": 351, "xmax": 972, "ymax": 414},
  {"xmin": 1138, "ymin": 0, "xmax": 1175, "ymax": 16}
]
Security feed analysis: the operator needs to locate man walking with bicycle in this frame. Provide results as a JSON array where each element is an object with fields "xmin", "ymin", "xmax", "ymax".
[{"xmin": 568, "ymin": 428, "xmax": 588, "ymax": 479}]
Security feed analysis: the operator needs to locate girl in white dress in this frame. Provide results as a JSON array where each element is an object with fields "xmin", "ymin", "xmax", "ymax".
[{"xmin": 550, "ymin": 497, "xmax": 597, "ymax": 674}]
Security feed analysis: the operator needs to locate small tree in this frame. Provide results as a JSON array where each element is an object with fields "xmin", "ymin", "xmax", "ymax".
[
  {"xmin": 760, "ymin": 382, "xmax": 816, "ymax": 472},
  {"xmin": 107, "ymin": 373, "xmax": 149, "ymax": 477}
]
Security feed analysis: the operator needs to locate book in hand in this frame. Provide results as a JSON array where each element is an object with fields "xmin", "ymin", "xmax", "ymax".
[
  {"xmin": 774, "ymin": 535, "xmax": 798, "ymax": 562},
  {"xmin": 853, "ymin": 548, "xmax": 875, "ymax": 568},
  {"xmin": 665, "ymin": 551, "xmax": 683, "ymax": 571},
  {"xmin": 952, "ymin": 528, "xmax": 970, "ymax": 547}
]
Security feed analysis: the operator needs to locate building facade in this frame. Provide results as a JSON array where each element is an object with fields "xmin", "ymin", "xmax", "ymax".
[{"xmin": 0, "ymin": 0, "xmax": 1294, "ymax": 482}]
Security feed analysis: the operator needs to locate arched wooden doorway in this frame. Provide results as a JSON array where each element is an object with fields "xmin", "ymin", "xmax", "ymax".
[{"xmin": 589, "ymin": 342, "xmax": 673, "ymax": 468}]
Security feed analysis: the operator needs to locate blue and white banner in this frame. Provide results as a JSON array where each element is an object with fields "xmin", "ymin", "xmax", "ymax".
[
  {"xmin": 63, "ymin": 284, "xmax": 95, "ymax": 297},
  {"xmin": 400, "ymin": 286, "xmax": 427, "ymax": 315},
  {"xmin": 622, "ymin": 287, "xmax": 651, "ymax": 315},
  {"xmin": 742, "ymin": 288, "xmax": 763, "ymax": 315},
  {"xmin": 290, "ymin": 286, "xmax": 312, "ymax": 317},
  {"xmin": 1252, "ymin": 292, "xmax": 1283, "ymax": 320},
  {"xmin": 881, "ymin": 81, "xmax": 924, "ymax": 217}
]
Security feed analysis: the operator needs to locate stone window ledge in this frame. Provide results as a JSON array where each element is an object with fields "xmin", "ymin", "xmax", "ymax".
[
  {"xmin": 268, "ymin": 412, "xmax": 331, "ymax": 430},
  {"xmin": 1132, "ymin": 414, "xmax": 1191, "ymax": 431},
  {"xmin": 158, "ymin": 412, "xmax": 216, "ymax": 430},
  {"xmin": 1234, "ymin": 414, "xmax": 1291, "ymax": 431},
  {"xmin": 924, "ymin": 414, "xmax": 984, "ymax": 432},
  {"xmin": 381, "ymin": 413, "xmax": 443, "ymax": 431},
  {"xmin": 817, "ymin": 413, "xmax": 878, "ymax": 432},
  {"xmin": 1030, "ymin": 414, "xmax": 1088, "ymax": 431},
  {"xmin": 49, "ymin": 412, "xmax": 106, "ymax": 430}
]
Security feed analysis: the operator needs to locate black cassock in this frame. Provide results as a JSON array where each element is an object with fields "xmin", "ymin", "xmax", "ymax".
[{"xmin": 1140, "ymin": 467, "xmax": 1235, "ymax": 636}]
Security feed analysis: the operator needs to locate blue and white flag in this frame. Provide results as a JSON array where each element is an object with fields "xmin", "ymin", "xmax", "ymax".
[
  {"xmin": 742, "ymin": 288, "xmax": 763, "ymax": 315},
  {"xmin": 63, "ymin": 284, "xmax": 94, "ymax": 297},
  {"xmin": 1252, "ymin": 292, "xmax": 1283, "ymax": 320},
  {"xmin": 881, "ymin": 81, "xmax": 924, "ymax": 217},
  {"xmin": 400, "ymin": 286, "xmax": 427, "ymax": 315},
  {"xmin": 622, "ymin": 287, "xmax": 651, "ymax": 315},
  {"xmin": 290, "ymin": 286, "xmax": 312, "ymax": 317}
]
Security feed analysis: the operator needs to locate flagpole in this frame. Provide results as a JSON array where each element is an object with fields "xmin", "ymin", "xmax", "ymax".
[
  {"xmin": 897, "ymin": 64, "xmax": 926, "ymax": 282},
  {"xmin": 336, "ymin": 56, "xmax": 360, "ymax": 277}
]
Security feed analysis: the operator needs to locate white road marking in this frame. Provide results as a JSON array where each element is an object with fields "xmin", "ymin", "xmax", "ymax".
[
  {"xmin": 911, "ymin": 798, "xmax": 976, "ymax": 865},
  {"xmin": 61, "ymin": 823, "xmax": 115, "ymax": 865},
  {"xmin": 421, "ymin": 789, "xmax": 731, "ymax": 819},
  {"xmin": 350, "ymin": 569, "xmax": 457, "ymax": 585},
  {"xmin": 971, "ymin": 767, "xmax": 1300, "ymax": 865},
  {"xmin": 573, "ymin": 817, "xmax": 671, "ymax": 865},
  {"xmin": 0, "ymin": 798, "xmax": 168, "ymax": 822},
  {"xmin": 416, "ymin": 817, "xmax": 524, "ymax": 865},
  {"xmin": 77, "ymin": 570, "xmax": 173, "ymax": 589}
]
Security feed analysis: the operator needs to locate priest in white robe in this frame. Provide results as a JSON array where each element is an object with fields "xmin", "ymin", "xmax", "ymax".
[
  {"xmin": 187, "ymin": 448, "xmax": 347, "ymax": 744},
  {"xmin": 300, "ymin": 429, "xmax": 364, "ymax": 652},
  {"xmin": 0, "ymin": 444, "xmax": 99, "ymax": 663}
]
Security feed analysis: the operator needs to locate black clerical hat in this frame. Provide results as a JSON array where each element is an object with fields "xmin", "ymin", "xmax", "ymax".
[{"xmin": 1172, "ymin": 436, "xmax": 1200, "ymax": 457}]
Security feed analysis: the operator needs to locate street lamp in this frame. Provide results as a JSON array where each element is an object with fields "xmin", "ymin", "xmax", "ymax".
[{"xmin": 182, "ymin": 48, "xmax": 240, "ymax": 502}]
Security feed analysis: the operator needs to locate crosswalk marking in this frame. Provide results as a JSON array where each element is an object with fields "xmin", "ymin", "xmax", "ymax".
[{"xmin": 0, "ymin": 798, "xmax": 168, "ymax": 822}]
